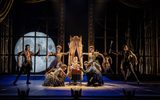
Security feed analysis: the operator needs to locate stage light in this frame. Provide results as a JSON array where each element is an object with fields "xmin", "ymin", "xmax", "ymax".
[
  {"xmin": 17, "ymin": 87, "xmax": 30, "ymax": 99},
  {"xmin": 71, "ymin": 88, "xmax": 82, "ymax": 99},
  {"xmin": 14, "ymin": 32, "xmax": 56, "ymax": 73},
  {"xmin": 122, "ymin": 88, "xmax": 135, "ymax": 100}
]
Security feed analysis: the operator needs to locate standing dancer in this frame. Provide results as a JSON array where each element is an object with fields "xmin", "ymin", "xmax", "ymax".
[
  {"xmin": 46, "ymin": 45, "xmax": 68, "ymax": 70},
  {"xmin": 13, "ymin": 44, "xmax": 40, "ymax": 85},
  {"xmin": 112, "ymin": 44, "xmax": 140, "ymax": 84}
]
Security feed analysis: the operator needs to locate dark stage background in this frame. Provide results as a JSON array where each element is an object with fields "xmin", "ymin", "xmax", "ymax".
[{"xmin": 0, "ymin": 0, "xmax": 160, "ymax": 76}]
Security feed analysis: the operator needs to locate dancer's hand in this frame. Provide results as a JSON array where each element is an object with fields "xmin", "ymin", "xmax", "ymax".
[
  {"xmin": 38, "ymin": 44, "xmax": 41, "ymax": 49},
  {"xmin": 37, "ymin": 44, "xmax": 41, "ymax": 52},
  {"xmin": 135, "ymin": 61, "xmax": 138, "ymax": 66}
]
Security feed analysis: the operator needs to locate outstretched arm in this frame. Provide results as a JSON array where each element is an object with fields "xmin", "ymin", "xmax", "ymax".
[
  {"xmin": 80, "ymin": 52, "xmax": 88, "ymax": 58},
  {"xmin": 34, "ymin": 49, "xmax": 40, "ymax": 56},
  {"xmin": 33, "ymin": 46, "xmax": 40, "ymax": 56},
  {"xmin": 62, "ymin": 51, "xmax": 69, "ymax": 55},
  {"xmin": 112, "ymin": 51, "xmax": 120, "ymax": 56},
  {"xmin": 46, "ymin": 52, "xmax": 56, "ymax": 61},
  {"xmin": 79, "ymin": 67, "xmax": 87, "ymax": 73},
  {"xmin": 82, "ymin": 52, "xmax": 88, "ymax": 55}
]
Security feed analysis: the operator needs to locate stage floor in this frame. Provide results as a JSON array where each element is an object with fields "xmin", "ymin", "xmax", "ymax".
[{"xmin": 0, "ymin": 75, "xmax": 160, "ymax": 99}]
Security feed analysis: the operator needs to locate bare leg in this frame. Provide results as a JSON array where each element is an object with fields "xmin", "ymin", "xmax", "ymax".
[
  {"xmin": 129, "ymin": 63, "xmax": 140, "ymax": 84},
  {"xmin": 125, "ymin": 69, "xmax": 131, "ymax": 81},
  {"xmin": 121, "ymin": 69, "xmax": 126, "ymax": 81},
  {"xmin": 120, "ymin": 64, "xmax": 126, "ymax": 81}
]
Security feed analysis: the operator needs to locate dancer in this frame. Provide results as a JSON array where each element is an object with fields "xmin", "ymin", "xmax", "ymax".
[
  {"xmin": 69, "ymin": 56, "xmax": 82, "ymax": 85},
  {"xmin": 83, "ymin": 45, "xmax": 105, "ymax": 72},
  {"xmin": 102, "ymin": 52, "xmax": 114, "ymax": 74},
  {"xmin": 82, "ymin": 45, "xmax": 105, "ymax": 86},
  {"xmin": 46, "ymin": 45, "xmax": 68, "ymax": 71},
  {"xmin": 43, "ymin": 64, "xmax": 67, "ymax": 86},
  {"xmin": 112, "ymin": 44, "xmax": 140, "ymax": 84},
  {"xmin": 13, "ymin": 44, "xmax": 40, "ymax": 85},
  {"xmin": 80, "ymin": 61, "xmax": 103, "ymax": 86}
]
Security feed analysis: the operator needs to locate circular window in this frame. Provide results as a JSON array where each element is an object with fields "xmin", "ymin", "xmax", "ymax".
[{"xmin": 14, "ymin": 32, "xmax": 56, "ymax": 73}]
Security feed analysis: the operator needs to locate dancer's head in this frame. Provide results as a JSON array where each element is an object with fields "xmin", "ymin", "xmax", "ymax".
[
  {"xmin": 56, "ymin": 45, "xmax": 62, "ymax": 52},
  {"xmin": 123, "ymin": 44, "xmax": 129, "ymax": 51},
  {"xmin": 60, "ymin": 64, "xmax": 67, "ymax": 71},
  {"xmin": 73, "ymin": 56, "xmax": 78, "ymax": 63},
  {"xmin": 25, "ymin": 44, "xmax": 30, "ymax": 51},
  {"xmin": 89, "ymin": 45, "xmax": 94, "ymax": 53},
  {"xmin": 84, "ymin": 61, "xmax": 88, "ymax": 67}
]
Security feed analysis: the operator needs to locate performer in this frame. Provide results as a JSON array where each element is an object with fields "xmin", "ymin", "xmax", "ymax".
[
  {"xmin": 68, "ymin": 36, "xmax": 82, "ymax": 66},
  {"xmin": 69, "ymin": 56, "xmax": 81, "ymax": 85},
  {"xmin": 46, "ymin": 45, "xmax": 68, "ymax": 70},
  {"xmin": 102, "ymin": 52, "xmax": 114, "ymax": 74},
  {"xmin": 83, "ymin": 45, "xmax": 105, "ymax": 72},
  {"xmin": 43, "ymin": 64, "xmax": 67, "ymax": 87},
  {"xmin": 82, "ymin": 45, "xmax": 105, "ymax": 86},
  {"xmin": 80, "ymin": 61, "xmax": 103, "ymax": 86},
  {"xmin": 67, "ymin": 36, "xmax": 83, "ymax": 82},
  {"xmin": 112, "ymin": 44, "xmax": 140, "ymax": 84},
  {"xmin": 13, "ymin": 44, "xmax": 40, "ymax": 85}
]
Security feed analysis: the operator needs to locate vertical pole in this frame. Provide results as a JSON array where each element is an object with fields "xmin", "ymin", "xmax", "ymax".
[
  {"xmin": 88, "ymin": 0, "xmax": 94, "ymax": 49},
  {"xmin": 143, "ymin": 9, "xmax": 146, "ymax": 74},
  {"xmin": 156, "ymin": 15, "xmax": 158, "ymax": 75},
  {"xmin": 116, "ymin": 12, "xmax": 119, "ymax": 74},
  {"xmin": 104, "ymin": 15, "xmax": 107, "ymax": 53},
  {"xmin": 46, "ymin": 17, "xmax": 48, "ymax": 71},
  {"xmin": 58, "ymin": 0, "xmax": 65, "ymax": 62},
  {"xmin": 9, "ymin": 15, "xmax": 13, "ymax": 73}
]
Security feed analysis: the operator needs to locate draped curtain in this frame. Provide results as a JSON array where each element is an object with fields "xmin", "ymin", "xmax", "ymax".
[
  {"xmin": 0, "ymin": 0, "xmax": 14, "ymax": 23},
  {"xmin": 24, "ymin": 0, "xmax": 46, "ymax": 3},
  {"xmin": 0, "ymin": 0, "xmax": 46, "ymax": 23},
  {"xmin": 119, "ymin": 0, "xmax": 151, "ymax": 8}
]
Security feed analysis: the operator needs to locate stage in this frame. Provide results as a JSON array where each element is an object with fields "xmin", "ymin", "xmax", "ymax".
[{"xmin": 0, "ymin": 75, "xmax": 160, "ymax": 100}]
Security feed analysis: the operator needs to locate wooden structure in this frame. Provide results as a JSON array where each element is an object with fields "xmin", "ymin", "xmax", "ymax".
[{"xmin": 67, "ymin": 36, "xmax": 83, "ymax": 81}]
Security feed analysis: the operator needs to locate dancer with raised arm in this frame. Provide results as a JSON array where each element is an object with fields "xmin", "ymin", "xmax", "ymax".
[
  {"xmin": 112, "ymin": 44, "xmax": 140, "ymax": 84},
  {"xmin": 46, "ymin": 45, "xmax": 68, "ymax": 72},
  {"xmin": 82, "ymin": 45, "xmax": 105, "ymax": 86},
  {"xmin": 13, "ymin": 44, "xmax": 40, "ymax": 85},
  {"xmin": 83, "ymin": 46, "xmax": 105, "ymax": 72}
]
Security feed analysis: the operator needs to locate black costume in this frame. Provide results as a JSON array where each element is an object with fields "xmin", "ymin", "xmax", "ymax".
[
  {"xmin": 13, "ymin": 49, "xmax": 40, "ymax": 85},
  {"xmin": 120, "ymin": 50, "xmax": 139, "ymax": 83}
]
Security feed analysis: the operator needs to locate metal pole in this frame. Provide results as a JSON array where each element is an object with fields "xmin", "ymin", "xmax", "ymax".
[{"xmin": 116, "ymin": 12, "xmax": 118, "ymax": 74}]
